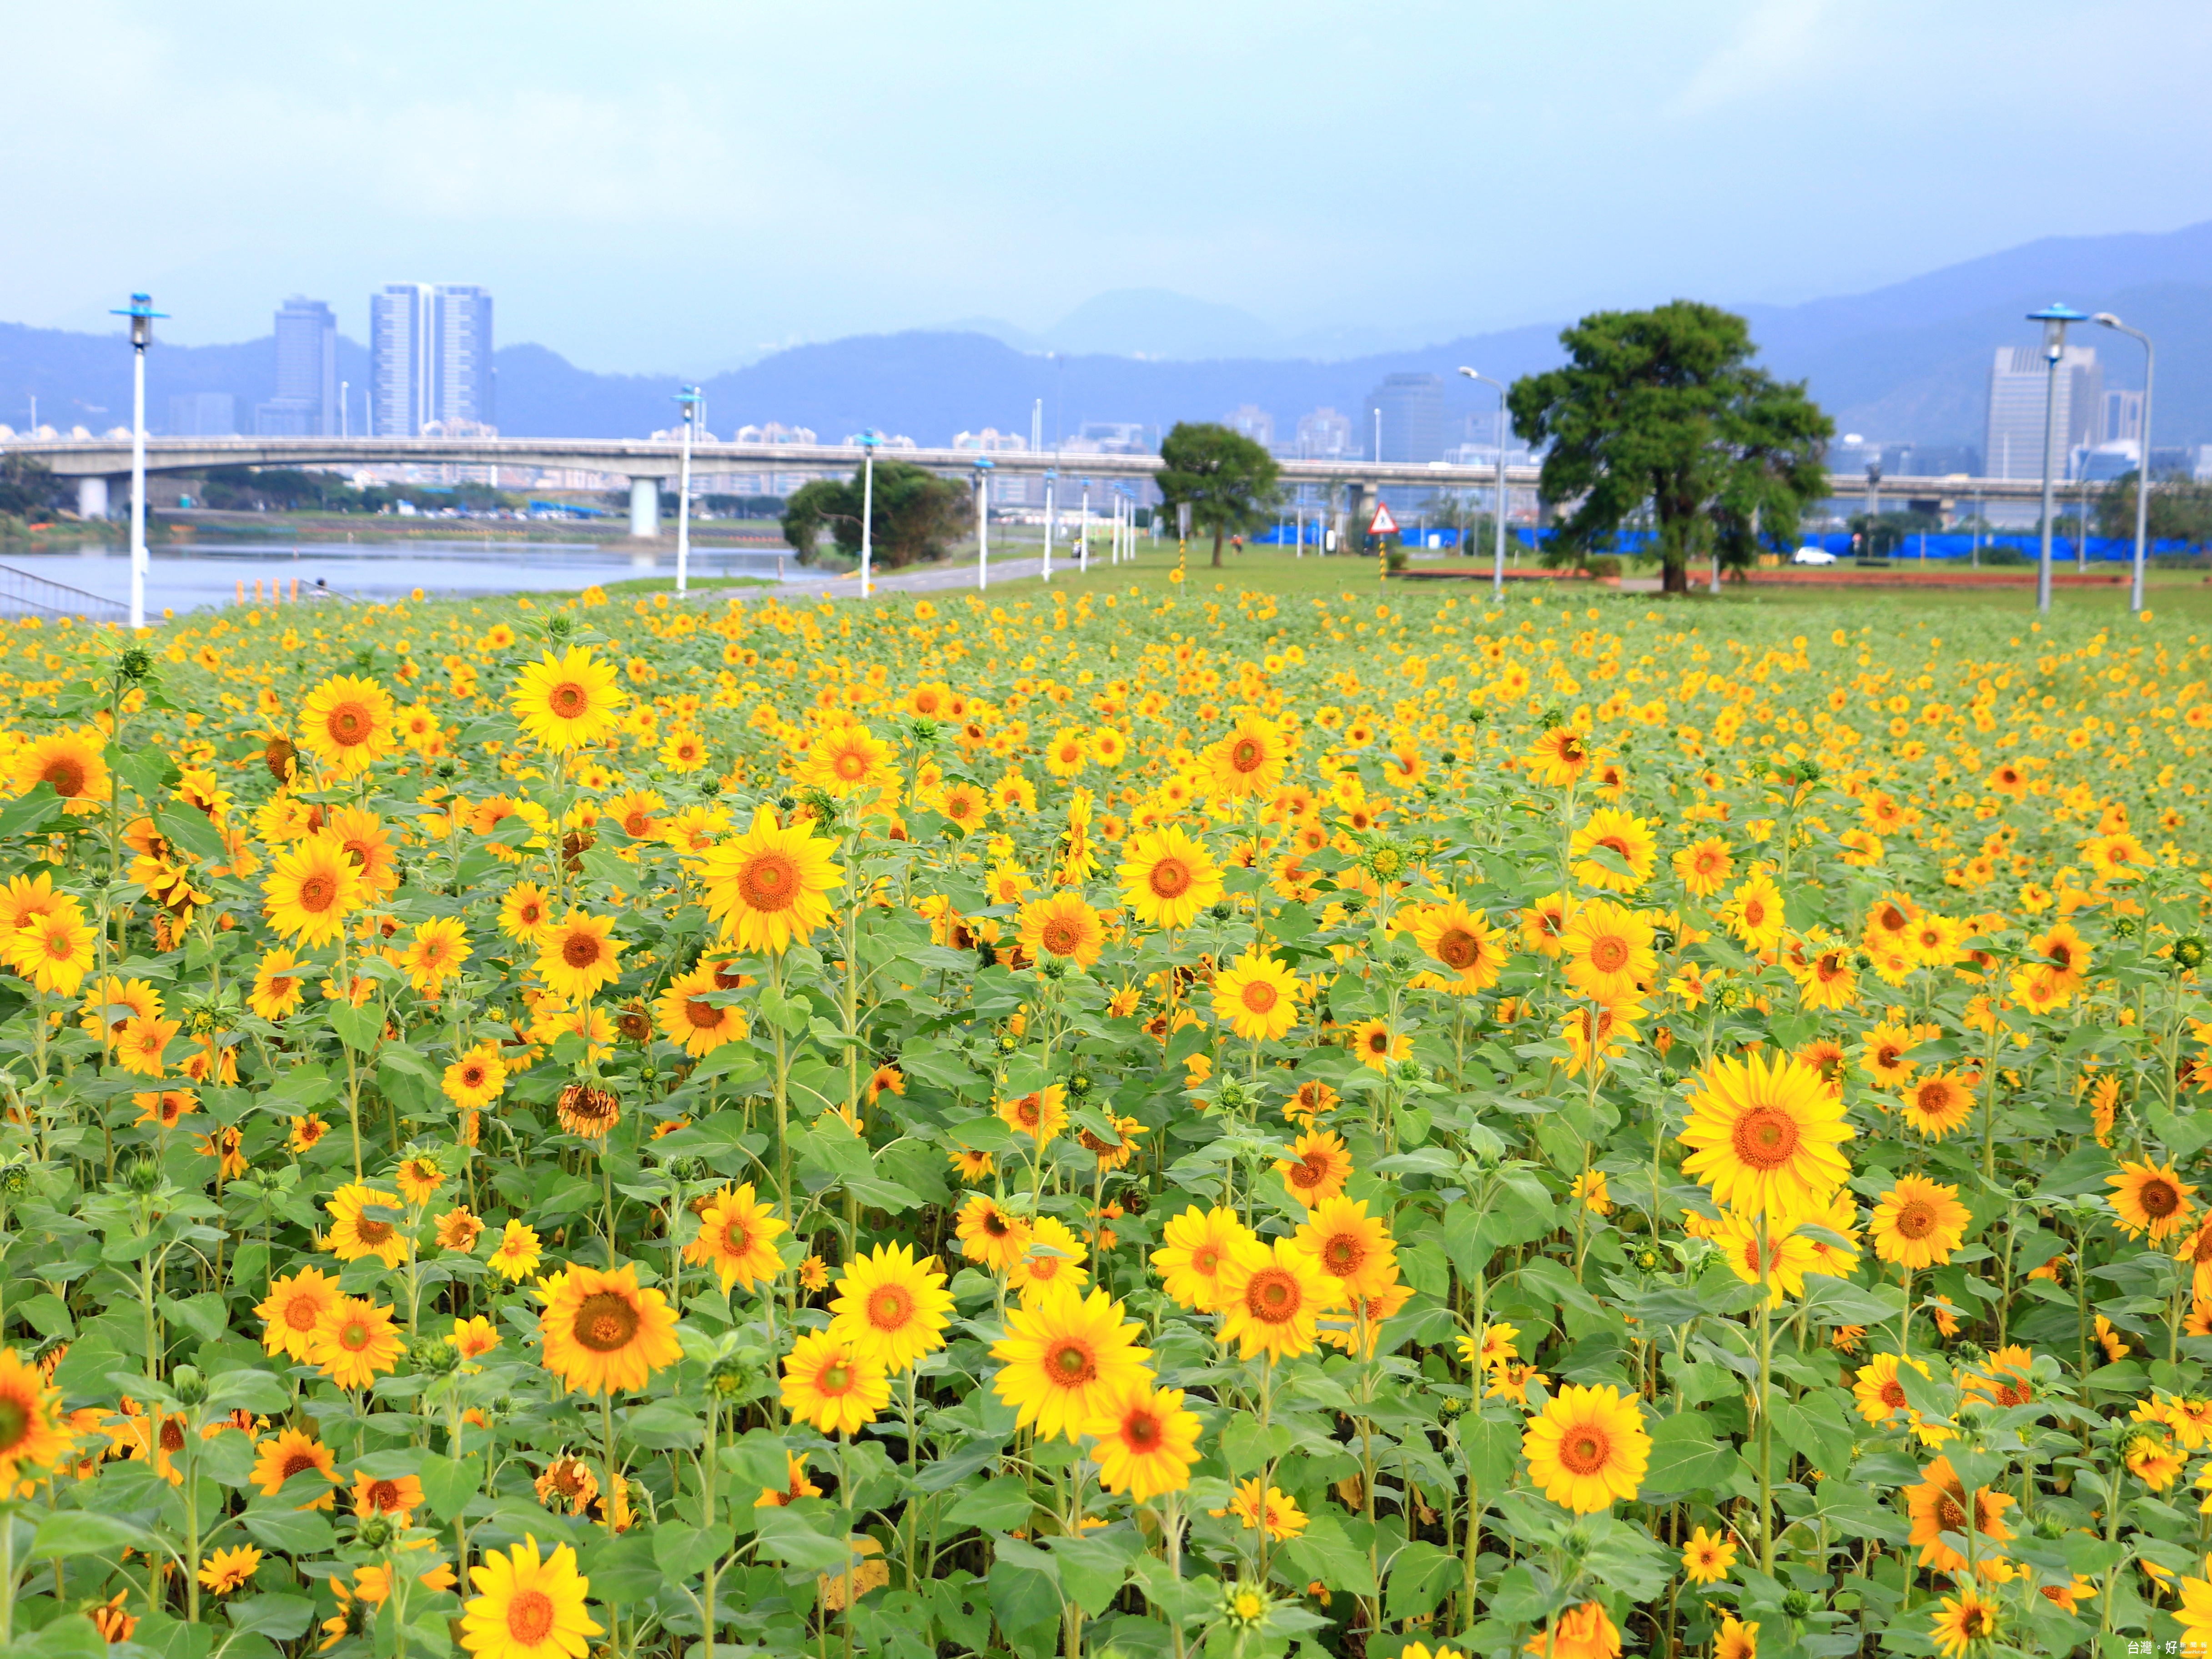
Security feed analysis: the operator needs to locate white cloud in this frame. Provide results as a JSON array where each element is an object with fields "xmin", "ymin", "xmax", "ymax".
[{"xmin": 1666, "ymin": 0, "xmax": 1837, "ymax": 117}]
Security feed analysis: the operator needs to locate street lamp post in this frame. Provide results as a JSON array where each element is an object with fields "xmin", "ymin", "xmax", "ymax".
[
  {"xmin": 1079, "ymin": 479, "xmax": 1091, "ymax": 574},
  {"xmin": 2093, "ymin": 312, "xmax": 2155, "ymax": 613},
  {"xmin": 973, "ymin": 458, "xmax": 993, "ymax": 591},
  {"xmin": 2028, "ymin": 303, "xmax": 2090, "ymax": 614},
  {"xmin": 111, "ymin": 293, "xmax": 166, "ymax": 630},
  {"xmin": 1042, "ymin": 470, "xmax": 1056, "ymax": 583},
  {"xmin": 1457, "ymin": 368, "xmax": 1510, "ymax": 600},
  {"xmin": 674, "ymin": 385, "xmax": 702, "ymax": 596},
  {"xmin": 857, "ymin": 430, "xmax": 880, "ymax": 599}
]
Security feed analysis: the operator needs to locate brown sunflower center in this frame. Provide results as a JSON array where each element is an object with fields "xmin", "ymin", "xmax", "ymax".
[
  {"xmin": 684, "ymin": 996, "xmax": 723, "ymax": 1031},
  {"xmin": 280, "ymin": 1450, "xmax": 319, "ymax": 1479},
  {"xmin": 1050, "ymin": 1342, "xmax": 1095, "ymax": 1385},
  {"xmin": 1041, "ymin": 919, "xmax": 1081, "ymax": 955},
  {"xmin": 2142, "ymin": 1178, "xmax": 2182, "ymax": 1218},
  {"xmin": 366, "ymin": 1478, "xmax": 402, "ymax": 1510},
  {"xmin": 1435, "ymin": 928, "xmax": 1479, "ymax": 970},
  {"xmin": 1122, "ymin": 1408, "xmax": 1161, "ymax": 1449},
  {"xmin": 573, "ymin": 1291, "xmax": 642, "ymax": 1353},
  {"xmin": 1730, "ymin": 1106, "xmax": 1801, "ymax": 1170},
  {"xmin": 868, "ymin": 1285, "xmax": 914, "ymax": 1330},
  {"xmin": 326, "ymin": 703, "xmax": 371, "ymax": 746},
  {"xmin": 561, "ymin": 932, "xmax": 603, "ymax": 970},
  {"xmin": 1247, "ymin": 1268, "xmax": 1298, "ymax": 1323},
  {"xmin": 1230, "ymin": 739, "xmax": 1263, "ymax": 773},
  {"xmin": 1322, "ymin": 1235, "xmax": 1364, "ymax": 1275},
  {"xmin": 506, "ymin": 1589, "xmax": 556, "ymax": 1646},
  {"xmin": 1560, "ymin": 1428, "xmax": 1611, "ymax": 1475},
  {"xmin": 354, "ymin": 1217, "xmax": 392, "ymax": 1245},
  {"xmin": 1588, "ymin": 934, "xmax": 1629, "ymax": 974},
  {"xmin": 297, "ymin": 874, "xmax": 337, "ymax": 913},
  {"xmin": 40, "ymin": 757, "xmax": 86, "ymax": 796},
  {"xmin": 739, "ymin": 851, "xmax": 799, "ymax": 911},
  {"xmin": 1879, "ymin": 1380, "xmax": 1907, "ymax": 1408},
  {"xmin": 1893, "ymin": 1198, "xmax": 1936, "ymax": 1240}
]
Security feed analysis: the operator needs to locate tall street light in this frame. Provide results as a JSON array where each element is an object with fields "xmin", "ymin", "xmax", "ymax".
[
  {"xmin": 1457, "ymin": 367, "xmax": 1510, "ymax": 600},
  {"xmin": 2093, "ymin": 312, "xmax": 2155, "ymax": 613},
  {"xmin": 973, "ymin": 457, "xmax": 993, "ymax": 591},
  {"xmin": 857, "ymin": 431, "xmax": 880, "ymax": 598},
  {"xmin": 674, "ymin": 385, "xmax": 702, "ymax": 596},
  {"xmin": 2027, "ymin": 302, "xmax": 2089, "ymax": 614},
  {"xmin": 111, "ymin": 293, "xmax": 166, "ymax": 631}
]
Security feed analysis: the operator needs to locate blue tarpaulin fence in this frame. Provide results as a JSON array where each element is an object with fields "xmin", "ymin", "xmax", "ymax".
[{"xmin": 1250, "ymin": 524, "xmax": 2202, "ymax": 560}]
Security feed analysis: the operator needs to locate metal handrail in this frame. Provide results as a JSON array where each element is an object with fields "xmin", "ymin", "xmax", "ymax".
[{"xmin": 0, "ymin": 563, "xmax": 131, "ymax": 623}]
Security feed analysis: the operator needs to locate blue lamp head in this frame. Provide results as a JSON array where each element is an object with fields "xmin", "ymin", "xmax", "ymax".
[
  {"xmin": 2028, "ymin": 302, "xmax": 2091, "ymax": 360},
  {"xmin": 112, "ymin": 292, "xmax": 168, "ymax": 348}
]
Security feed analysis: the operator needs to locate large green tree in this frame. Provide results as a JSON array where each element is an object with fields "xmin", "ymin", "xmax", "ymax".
[
  {"xmin": 1508, "ymin": 301, "xmax": 1833, "ymax": 593},
  {"xmin": 779, "ymin": 460, "xmax": 970, "ymax": 568},
  {"xmin": 1155, "ymin": 422, "xmax": 1280, "ymax": 567},
  {"xmin": 0, "ymin": 455, "xmax": 67, "ymax": 522}
]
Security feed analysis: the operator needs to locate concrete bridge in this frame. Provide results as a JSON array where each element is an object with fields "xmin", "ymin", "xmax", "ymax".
[{"xmin": 0, "ymin": 433, "xmax": 2058, "ymax": 537}]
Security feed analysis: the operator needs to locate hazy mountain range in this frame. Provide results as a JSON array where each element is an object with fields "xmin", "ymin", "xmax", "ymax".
[{"xmin": 5, "ymin": 222, "xmax": 2210, "ymax": 459}]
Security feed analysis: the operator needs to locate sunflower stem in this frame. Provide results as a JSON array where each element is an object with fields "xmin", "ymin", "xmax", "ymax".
[{"xmin": 1755, "ymin": 1212, "xmax": 1774, "ymax": 1576}]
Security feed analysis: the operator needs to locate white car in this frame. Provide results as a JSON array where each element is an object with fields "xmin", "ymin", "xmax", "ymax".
[{"xmin": 1791, "ymin": 545, "xmax": 1838, "ymax": 566}]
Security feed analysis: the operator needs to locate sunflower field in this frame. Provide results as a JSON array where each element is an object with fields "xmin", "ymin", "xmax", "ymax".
[{"xmin": 0, "ymin": 576, "xmax": 2203, "ymax": 1659}]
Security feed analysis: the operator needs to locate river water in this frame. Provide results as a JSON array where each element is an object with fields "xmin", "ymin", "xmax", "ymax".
[{"xmin": 0, "ymin": 539, "xmax": 796, "ymax": 617}]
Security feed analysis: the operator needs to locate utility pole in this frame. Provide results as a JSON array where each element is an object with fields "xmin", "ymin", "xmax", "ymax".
[
  {"xmin": 112, "ymin": 293, "xmax": 165, "ymax": 630},
  {"xmin": 675, "ymin": 385, "xmax": 701, "ymax": 595}
]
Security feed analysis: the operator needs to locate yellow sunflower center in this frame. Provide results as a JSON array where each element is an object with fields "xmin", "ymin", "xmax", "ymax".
[
  {"xmin": 1730, "ymin": 1106, "xmax": 1800, "ymax": 1170},
  {"xmin": 506, "ymin": 1589, "xmax": 556, "ymax": 1645},
  {"xmin": 740, "ymin": 850, "xmax": 799, "ymax": 912},
  {"xmin": 572, "ymin": 1291, "xmax": 642, "ymax": 1353},
  {"xmin": 720, "ymin": 1220, "xmax": 751, "ymax": 1255},
  {"xmin": 338, "ymin": 1320, "xmax": 370, "ymax": 1351}
]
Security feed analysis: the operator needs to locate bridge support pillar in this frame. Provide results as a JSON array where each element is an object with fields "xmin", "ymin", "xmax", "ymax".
[
  {"xmin": 77, "ymin": 476, "xmax": 111, "ymax": 519},
  {"xmin": 628, "ymin": 476, "xmax": 659, "ymax": 538}
]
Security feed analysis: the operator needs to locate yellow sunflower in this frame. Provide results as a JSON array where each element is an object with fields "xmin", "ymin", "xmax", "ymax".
[
  {"xmin": 779, "ymin": 1333, "xmax": 890, "ymax": 1436},
  {"xmin": 1214, "ymin": 1235, "xmax": 1337, "ymax": 1362},
  {"xmin": 653, "ymin": 964, "xmax": 748, "ymax": 1056},
  {"xmin": 263, "ymin": 832, "xmax": 363, "ymax": 946},
  {"xmin": 459, "ymin": 1535, "xmax": 602, "ymax": 1659},
  {"xmin": 297, "ymin": 674, "xmax": 397, "ymax": 776},
  {"xmin": 699, "ymin": 807, "xmax": 844, "ymax": 955},
  {"xmin": 1083, "ymin": 1381, "xmax": 1202, "ymax": 1502},
  {"xmin": 2111, "ymin": 1160, "xmax": 2196, "ymax": 1242},
  {"xmin": 1274, "ymin": 1128, "xmax": 1353, "ymax": 1210},
  {"xmin": 827, "ymin": 1244, "xmax": 954, "ymax": 1373},
  {"xmin": 1202, "ymin": 716, "xmax": 1287, "ymax": 800},
  {"xmin": 1116, "ymin": 825, "xmax": 1224, "ymax": 932},
  {"xmin": 990, "ymin": 1281, "xmax": 1153, "ymax": 1442},
  {"xmin": 0, "ymin": 1347, "xmax": 68, "ymax": 1484},
  {"xmin": 1151, "ymin": 1205, "xmax": 1252, "ymax": 1312},
  {"xmin": 1211, "ymin": 946, "xmax": 1301, "ymax": 1042},
  {"xmin": 510, "ymin": 647, "xmax": 627, "ymax": 753},
  {"xmin": 249, "ymin": 1428, "xmax": 337, "ymax": 1508},
  {"xmin": 1016, "ymin": 892, "xmax": 1106, "ymax": 968},
  {"xmin": 534, "ymin": 913, "xmax": 625, "ymax": 1002},
  {"xmin": 12, "ymin": 729, "xmax": 112, "ymax": 815},
  {"xmin": 1522, "ymin": 1384, "xmax": 1651, "ymax": 1513},
  {"xmin": 325, "ymin": 1185, "xmax": 410, "ymax": 1268},
  {"xmin": 684, "ymin": 1184, "xmax": 787, "ymax": 1293},
  {"xmin": 309, "ymin": 1297, "xmax": 403, "ymax": 1390},
  {"xmin": 1407, "ymin": 899, "xmax": 1505, "ymax": 994},
  {"xmin": 1569, "ymin": 808, "xmax": 1657, "ymax": 893},
  {"xmin": 1678, "ymin": 1049, "xmax": 1854, "ymax": 1219},
  {"xmin": 1293, "ymin": 1196, "xmax": 1401, "ymax": 1300},
  {"xmin": 255, "ymin": 1267, "xmax": 342, "ymax": 1362},
  {"xmin": 538, "ymin": 1265, "xmax": 682, "ymax": 1396},
  {"xmin": 1561, "ymin": 898, "xmax": 1657, "ymax": 1006},
  {"xmin": 1869, "ymin": 1175, "xmax": 1970, "ymax": 1268}
]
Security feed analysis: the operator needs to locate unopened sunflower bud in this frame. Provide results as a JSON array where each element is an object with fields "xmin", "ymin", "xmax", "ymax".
[
  {"xmin": 1782, "ymin": 1590, "xmax": 1816, "ymax": 1619},
  {"xmin": 116, "ymin": 647, "xmax": 155, "ymax": 683},
  {"xmin": 410, "ymin": 1338, "xmax": 461, "ymax": 1377},
  {"xmin": 355, "ymin": 1514, "xmax": 395, "ymax": 1551},
  {"xmin": 0, "ymin": 1162, "xmax": 32, "ymax": 1201},
  {"xmin": 2174, "ymin": 936, "xmax": 2207, "ymax": 971},
  {"xmin": 170, "ymin": 1365, "xmax": 208, "ymax": 1407},
  {"xmin": 124, "ymin": 1156, "xmax": 162, "ymax": 1196}
]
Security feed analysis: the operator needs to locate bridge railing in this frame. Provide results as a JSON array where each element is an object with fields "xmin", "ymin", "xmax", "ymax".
[{"xmin": 0, "ymin": 564, "xmax": 130, "ymax": 624}]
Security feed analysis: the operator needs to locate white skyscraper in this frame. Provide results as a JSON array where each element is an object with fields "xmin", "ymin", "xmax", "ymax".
[
  {"xmin": 256, "ymin": 297, "xmax": 337, "ymax": 436},
  {"xmin": 1985, "ymin": 343, "xmax": 2101, "ymax": 480},
  {"xmin": 370, "ymin": 283, "xmax": 495, "ymax": 436}
]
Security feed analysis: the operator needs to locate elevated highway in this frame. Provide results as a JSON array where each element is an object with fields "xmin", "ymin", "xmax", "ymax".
[{"xmin": 0, "ymin": 433, "xmax": 2058, "ymax": 537}]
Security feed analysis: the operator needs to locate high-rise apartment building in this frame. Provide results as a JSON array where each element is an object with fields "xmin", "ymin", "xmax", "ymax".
[
  {"xmin": 255, "ymin": 297, "xmax": 337, "ymax": 436},
  {"xmin": 2103, "ymin": 388, "xmax": 2144, "ymax": 447},
  {"xmin": 168, "ymin": 392, "xmax": 237, "ymax": 437},
  {"xmin": 370, "ymin": 283, "xmax": 494, "ymax": 436},
  {"xmin": 1224, "ymin": 405, "xmax": 1275, "ymax": 449},
  {"xmin": 1295, "ymin": 407, "xmax": 1352, "ymax": 459},
  {"xmin": 1984, "ymin": 344, "xmax": 2100, "ymax": 480},
  {"xmin": 1364, "ymin": 372, "xmax": 1446, "ymax": 463}
]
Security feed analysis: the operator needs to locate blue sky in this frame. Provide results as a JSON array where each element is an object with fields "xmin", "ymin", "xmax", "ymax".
[{"xmin": 15, "ymin": 0, "xmax": 2212, "ymax": 370}]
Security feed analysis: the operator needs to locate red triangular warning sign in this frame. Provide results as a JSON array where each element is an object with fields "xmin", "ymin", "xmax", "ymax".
[{"xmin": 1368, "ymin": 501, "xmax": 1398, "ymax": 536}]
